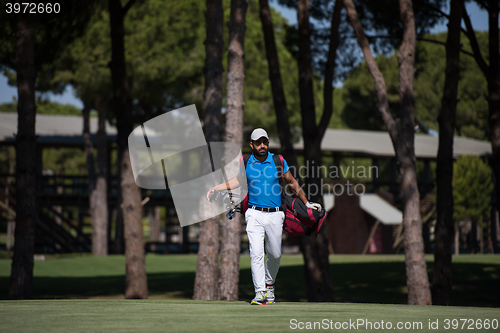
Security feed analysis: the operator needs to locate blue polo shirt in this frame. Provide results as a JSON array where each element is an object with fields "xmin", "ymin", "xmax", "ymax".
[{"xmin": 240, "ymin": 152, "xmax": 289, "ymax": 208}]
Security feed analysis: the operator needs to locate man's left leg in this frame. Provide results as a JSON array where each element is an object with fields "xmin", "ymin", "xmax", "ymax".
[{"xmin": 264, "ymin": 211, "xmax": 284, "ymax": 303}]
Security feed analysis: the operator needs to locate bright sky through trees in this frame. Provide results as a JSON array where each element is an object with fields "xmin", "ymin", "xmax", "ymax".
[{"xmin": 0, "ymin": 1, "xmax": 490, "ymax": 109}]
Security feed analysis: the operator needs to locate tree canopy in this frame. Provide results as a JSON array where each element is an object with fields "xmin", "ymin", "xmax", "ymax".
[
  {"xmin": 0, "ymin": 99, "xmax": 82, "ymax": 116},
  {"xmin": 338, "ymin": 31, "xmax": 491, "ymax": 140},
  {"xmin": 1, "ymin": 0, "xmax": 311, "ymax": 141},
  {"xmin": 0, "ymin": 0, "xmax": 101, "ymax": 85},
  {"xmin": 453, "ymin": 155, "xmax": 493, "ymax": 225}
]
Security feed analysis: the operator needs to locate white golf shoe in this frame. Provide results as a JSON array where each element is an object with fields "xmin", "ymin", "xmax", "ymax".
[
  {"xmin": 266, "ymin": 285, "xmax": 275, "ymax": 304},
  {"xmin": 251, "ymin": 290, "xmax": 267, "ymax": 305}
]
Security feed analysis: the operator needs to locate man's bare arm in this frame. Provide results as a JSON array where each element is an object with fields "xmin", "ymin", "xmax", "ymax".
[
  {"xmin": 283, "ymin": 171, "xmax": 308, "ymax": 204},
  {"xmin": 206, "ymin": 174, "xmax": 242, "ymax": 200}
]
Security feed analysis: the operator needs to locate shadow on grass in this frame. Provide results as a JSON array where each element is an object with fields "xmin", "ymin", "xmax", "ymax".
[{"xmin": 1, "ymin": 262, "xmax": 498, "ymax": 307}]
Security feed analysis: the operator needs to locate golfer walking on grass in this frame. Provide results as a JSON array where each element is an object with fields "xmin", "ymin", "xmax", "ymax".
[{"xmin": 207, "ymin": 128, "xmax": 321, "ymax": 305}]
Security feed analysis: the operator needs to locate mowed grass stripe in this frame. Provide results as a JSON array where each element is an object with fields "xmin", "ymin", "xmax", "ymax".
[{"xmin": 0, "ymin": 300, "xmax": 499, "ymax": 333}]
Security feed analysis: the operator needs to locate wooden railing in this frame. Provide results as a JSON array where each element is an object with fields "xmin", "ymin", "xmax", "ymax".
[{"xmin": 0, "ymin": 176, "xmax": 91, "ymax": 253}]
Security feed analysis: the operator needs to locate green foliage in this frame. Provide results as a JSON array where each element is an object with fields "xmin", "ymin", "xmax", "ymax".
[
  {"xmin": 238, "ymin": 2, "xmax": 344, "ymax": 140},
  {"xmin": 29, "ymin": 0, "xmax": 207, "ymax": 125},
  {"xmin": 0, "ymin": 146, "xmax": 14, "ymax": 175},
  {"xmin": 1, "ymin": 0, "xmax": 340, "ymax": 143},
  {"xmin": 0, "ymin": 0, "xmax": 101, "ymax": 89},
  {"xmin": 50, "ymin": 9, "xmax": 113, "ymax": 105},
  {"xmin": 414, "ymin": 32, "xmax": 490, "ymax": 139},
  {"xmin": 453, "ymin": 155, "xmax": 493, "ymax": 226},
  {"xmin": 0, "ymin": 102, "xmax": 15, "ymax": 113},
  {"xmin": 338, "ymin": 32, "xmax": 491, "ymax": 140},
  {"xmin": 0, "ymin": 99, "xmax": 81, "ymax": 116},
  {"xmin": 328, "ymin": 88, "xmax": 348, "ymax": 129},
  {"xmin": 30, "ymin": 0, "xmax": 310, "ymax": 141},
  {"xmin": 340, "ymin": 54, "xmax": 399, "ymax": 131},
  {"xmin": 125, "ymin": 0, "xmax": 206, "ymax": 110},
  {"xmin": 279, "ymin": 0, "xmax": 446, "ymax": 79},
  {"xmin": 43, "ymin": 148, "xmax": 87, "ymax": 176}
]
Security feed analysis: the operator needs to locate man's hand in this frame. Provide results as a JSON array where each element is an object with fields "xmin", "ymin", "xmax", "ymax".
[
  {"xmin": 306, "ymin": 202, "xmax": 322, "ymax": 211},
  {"xmin": 206, "ymin": 177, "xmax": 241, "ymax": 201},
  {"xmin": 207, "ymin": 187, "xmax": 217, "ymax": 201}
]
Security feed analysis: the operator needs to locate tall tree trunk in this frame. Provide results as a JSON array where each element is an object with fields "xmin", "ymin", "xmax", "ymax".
[
  {"xmin": 219, "ymin": 0, "xmax": 247, "ymax": 301},
  {"xmin": 83, "ymin": 98, "xmax": 108, "ymax": 257},
  {"xmin": 492, "ymin": 206, "xmax": 498, "ymax": 252},
  {"xmin": 463, "ymin": 3, "xmax": 500, "ymax": 255},
  {"xmin": 193, "ymin": 0, "xmax": 224, "ymax": 301},
  {"xmin": 344, "ymin": 0, "xmax": 431, "ymax": 305},
  {"xmin": 114, "ymin": 153, "xmax": 124, "ymax": 254},
  {"xmin": 83, "ymin": 103, "xmax": 98, "ymax": 255},
  {"xmin": 9, "ymin": 12, "xmax": 36, "ymax": 300},
  {"xmin": 149, "ymin": 206, "xmax": 161, "ymax": 243},
  {"xmin": 258, "ymin": 0, "xmax": 299, "ymax": 171},
  {"xmin": 432, "ymin": 0, "xmax": 463, "ymax": 306},
  {"xmin": 398, "ymin": 0, "xmax": 431, "ymax": 306},
  {"xmin": 479, "ymin": 223, "xmax": 484, "ymax": 253},
  {"xmin": 108, "ymin": 0, "xmax": 147, "ymax": 299},
  {"xmin": 487, "ymin": 2, "xmax": 500, "ymax": 254},
  {"xmin": 95, "ymin": 96, "xmax": 109, "ymax": 256},
  {"xmin": 470, "ymin": 220, "xmax": 477, "ymax": 252},
  {"xmin": 295, "ymin": 0, "xmax": 339, "ymax": 302}
]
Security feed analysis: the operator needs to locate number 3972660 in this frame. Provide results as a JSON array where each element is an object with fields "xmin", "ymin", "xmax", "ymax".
[{"xmin": 6, "ymin": 3, "xmax": 60, "ymax": 14}]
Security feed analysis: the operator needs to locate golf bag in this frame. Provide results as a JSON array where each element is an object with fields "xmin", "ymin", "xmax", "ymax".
[
  {"xmin": 282, "ymin": 195, "xmax": 327, "ymax": 237},
  {"xmin": 239, "ymin": 154, "xmax": 327, "ymax": 237}
]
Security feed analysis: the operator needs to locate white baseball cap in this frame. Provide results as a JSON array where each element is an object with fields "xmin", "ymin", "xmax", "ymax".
[{"xmin": 250, "ymin": 128, "xmax": 269, "ymax": 141}]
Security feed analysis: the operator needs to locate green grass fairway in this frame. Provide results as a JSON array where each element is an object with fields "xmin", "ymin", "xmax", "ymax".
[
  {"xmin": 1, "ymin": 254, "xmax": 499, "ymax": 307},
  {"xmin": 0, "ymin": 300, "xmax": 499, "ymax": 333}
]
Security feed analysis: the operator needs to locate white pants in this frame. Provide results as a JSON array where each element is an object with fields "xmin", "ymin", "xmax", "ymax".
[{"xmin": 245, "ymin": 208, "xmax": 285, "ymax": 292}]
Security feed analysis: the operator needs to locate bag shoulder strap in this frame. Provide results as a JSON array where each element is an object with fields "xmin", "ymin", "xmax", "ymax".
[
  {"xmin": 240, "ymin": 154, "xmax": 251, "ymax": 174},
  {"xmin": 272, "ymin": 154, "xmax": 284, "ymax": 181}
]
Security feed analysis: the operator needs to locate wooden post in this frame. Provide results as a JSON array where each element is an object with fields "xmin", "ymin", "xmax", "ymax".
[
  {"xmin": 422, "ymin": 160, "xmax": 432, "ymax": 196},
  {"xmin": 36, "ymin": 145, "xmax": 43, "ymax": 195},
  {"xmin": 372, "ymin": 157, "xmax": 379, "ymax": 187},
  {"xmin": 78, "ymin": 204, "xmax": 84, "ymax": 242},
  {"xmin": 7, "ymin": 221, "xmax": 15, "ymax": 251},
  {"xmin": 164, "ymin": 203, "xmax": 170, "ymax": 254},
  {"xmin": 0, "ymin": 195, "xmax": 16, "ymax": 251},
  {"xmin": 362, "ymin": 220, "xmax": 380, "ymax": 255},
  {"xmin": 332, "ymin": 153, "xmax": 340, "ymax": 179},
  {"xmin": 182, "ymin": 225, "xmax": 190, "ymax": 254},
  {"xmin": 390, "ymin": 159, "xmax": 398, "ymax": 195},
  {"xmin": 393, "ymin": 224, "xmax": 404, "ymax": 249},
  {"xmin": 491, "ymin": 204, "xmax": 498, "ymax": 253}
]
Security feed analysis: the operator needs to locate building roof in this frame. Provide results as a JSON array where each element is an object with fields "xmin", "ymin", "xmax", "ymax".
[
  {"xmin": 269, "ymin": 128, "xmax": 491, "ymax": 159},
  {"xmin": 0, "ymin": 112, "xmax": 492, "ymax": 159},
  {"xmin": 359, "ymin": 193, "xmax": 403, "ymax": 225},
  {"xmin": 0, "ymin": 112, "xmax": 117, "ymax": 145}
]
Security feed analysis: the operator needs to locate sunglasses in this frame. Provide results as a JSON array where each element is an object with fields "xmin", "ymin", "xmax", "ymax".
[{"xmin": 252, "ymin": 139, "xmax": 269, "ymax": 147}]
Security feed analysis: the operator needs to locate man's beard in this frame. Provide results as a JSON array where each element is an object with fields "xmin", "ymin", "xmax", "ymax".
[{"xmin": 254, "ymin": 147, "xmax": 268, "ymax": 157}]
